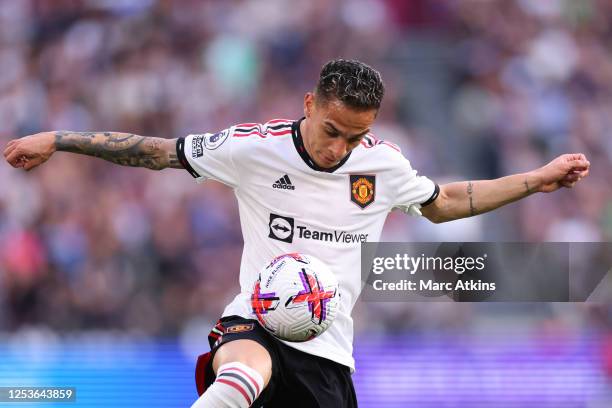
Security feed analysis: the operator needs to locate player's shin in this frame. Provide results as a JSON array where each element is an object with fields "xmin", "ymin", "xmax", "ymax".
[{"xmin": 191, "ymin": 362, "xmax": 264, "ymax": 408}]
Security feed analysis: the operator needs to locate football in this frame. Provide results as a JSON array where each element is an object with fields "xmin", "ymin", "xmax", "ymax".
[{"xmin": 250, "ymin": 253, "xmax": 339, "ymax": 342}]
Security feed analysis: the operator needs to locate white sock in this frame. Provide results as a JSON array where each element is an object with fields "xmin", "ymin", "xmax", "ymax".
[{"xmin": 191, "ymin": 362, "xmax": 265, "ymax": 408}]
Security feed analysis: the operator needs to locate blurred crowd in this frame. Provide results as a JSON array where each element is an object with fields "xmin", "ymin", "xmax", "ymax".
[{"xmin": 0, "ymin": 0, "xmax": 611, "ymax": 342}]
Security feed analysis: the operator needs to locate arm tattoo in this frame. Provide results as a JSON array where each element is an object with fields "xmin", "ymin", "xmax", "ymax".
[
  {"xmin": 54, "ymin": 131, "xmax": 182, "ymax": 170},
  {"xmin": 467, "ymin": 181, "xmax": 476, "ymax": 216},
  {"xmin": 169, "ymin": 153, "xmax": 180, "ymax": 168}
]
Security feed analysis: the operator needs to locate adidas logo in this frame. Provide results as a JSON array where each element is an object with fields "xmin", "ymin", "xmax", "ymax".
[{"xmin": 273, "ymin": 174, "xmax": 295, "ymax": 190}]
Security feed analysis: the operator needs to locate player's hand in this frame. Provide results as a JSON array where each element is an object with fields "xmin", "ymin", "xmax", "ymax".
[
  {"xmin": 3, "ymin": 132, "xmax": 56, "ymax": 171},
  {"xmin": 533, "ymin": 153, "xmax": 590, "ymax": 193}
]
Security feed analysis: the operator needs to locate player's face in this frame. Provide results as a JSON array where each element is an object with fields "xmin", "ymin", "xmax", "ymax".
[{"xmin": 303, "ymin": 93, "xmax": 377, "ymax": 169}]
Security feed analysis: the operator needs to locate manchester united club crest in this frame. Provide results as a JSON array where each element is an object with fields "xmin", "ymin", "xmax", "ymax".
[{"xmin": 350, "ymin": 175, "xmax": 375, "ymax": 209}]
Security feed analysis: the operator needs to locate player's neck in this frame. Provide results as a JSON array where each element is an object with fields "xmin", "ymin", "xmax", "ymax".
[{"xmin": 299, "ymin": 118, "xmax": 314, "ymax": 158}]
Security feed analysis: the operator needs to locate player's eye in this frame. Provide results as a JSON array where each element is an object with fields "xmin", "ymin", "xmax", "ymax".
[{"xmin": 326, "ymin": 129, "xmax": 339, "ymax": 137}]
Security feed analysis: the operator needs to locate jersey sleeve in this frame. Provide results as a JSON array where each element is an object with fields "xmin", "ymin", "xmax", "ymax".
[
  {"xmin": 176, "ymin": 127, "xmax": 239, "ymax": 188},
  {"xmin": 392, "ymin": 156, "xmax": 439, "ymax": 217}
]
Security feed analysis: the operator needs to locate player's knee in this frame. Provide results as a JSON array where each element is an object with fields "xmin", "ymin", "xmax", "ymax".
[{"xmin": 213, "ymin": 339, "xmax": 272, "ymax": 386}]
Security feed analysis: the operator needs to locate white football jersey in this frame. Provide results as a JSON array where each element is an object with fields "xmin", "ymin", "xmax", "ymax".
[{"xmin": 177, "ymin": 118, "xmax": 438, "ymax": 371}]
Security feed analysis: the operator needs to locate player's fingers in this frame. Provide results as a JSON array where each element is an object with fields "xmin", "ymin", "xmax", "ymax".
[
  {"xmin": 562, "ymin": 175, "xmax": 580, "ymax": 185},
  {"xmin": 4, "ymin": 148, "xmax": 23, "ymax": 165},
  {"xmin": 3, "ymin": 142, "xmax": 17, "ymax": 158},
  {"xmin": 6, "ymin": 156, "xmax": 23, "ymax": 168},
  {"xmin": 566, "ymin": 153, "xmax": 587, "ymax": 161},
  {"xmin": 580, "ymin": 169, "xmax": 589, "ymax": 178},
  {"xmin": 568, "ymin": 158, "xmax": 589, "ymax": 167},
  {"xmin": 7, "ymin": 152, "xmax": 33, "ymax": 169},
  {"xmin": 564, "ymin": 173, "xmax": 580, "ymax": 181},
  {"xmin": 23, "ymin": 158, "xmax": 39, "ymax": 171},
  {"xmin": 561, "ymin": 180, "xmax": 577, "ymax": 188}
]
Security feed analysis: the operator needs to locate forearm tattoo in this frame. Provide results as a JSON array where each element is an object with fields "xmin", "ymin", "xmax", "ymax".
[
  {"xmin": 54, "ymin": 131, "xmax": 181, "ymax": 170},
  {"xmin": 467, "ymin": 181, "xmax": 476, "ymax": 216}
]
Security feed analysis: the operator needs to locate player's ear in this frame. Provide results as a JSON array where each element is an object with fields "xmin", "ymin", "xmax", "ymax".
[{"xmin": 304, "ymin": 92, "xmax": 314, "ymax": 118}]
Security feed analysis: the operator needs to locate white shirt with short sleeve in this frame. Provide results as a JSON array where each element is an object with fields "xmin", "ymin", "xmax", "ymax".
[{"xmin": 177, "ymin": 118, "xmax": 438, "ymax": 371}]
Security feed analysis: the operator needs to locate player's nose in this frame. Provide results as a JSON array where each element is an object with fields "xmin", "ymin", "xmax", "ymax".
[{"xmin": 329, "ymin": 139, "xmax": 348, "ymax": 160}]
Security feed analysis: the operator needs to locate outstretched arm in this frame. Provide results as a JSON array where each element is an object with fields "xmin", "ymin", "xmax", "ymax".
[
  {"xmin": 421, "ymin": 154, "xmax": 591, "ymax": 224},
  {"xmin": 3, "ymin": 131, "xmax": 183, "ymax": 171}
]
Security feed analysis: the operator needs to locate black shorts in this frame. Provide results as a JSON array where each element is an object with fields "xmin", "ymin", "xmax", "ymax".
[{"xmin": 195, "ymin": 315, "xmax": 358, "ymax": 408}]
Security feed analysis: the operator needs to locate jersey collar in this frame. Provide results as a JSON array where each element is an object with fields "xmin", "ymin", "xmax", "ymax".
[{"xmin": 292, "ymin": 118, "xmax": 352, "ymax": 173}]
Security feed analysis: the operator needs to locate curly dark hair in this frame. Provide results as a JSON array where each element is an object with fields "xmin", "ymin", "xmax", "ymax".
[{"xmin": 315, "ymin": 59, "xmax": 385, "ymax": 110}]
